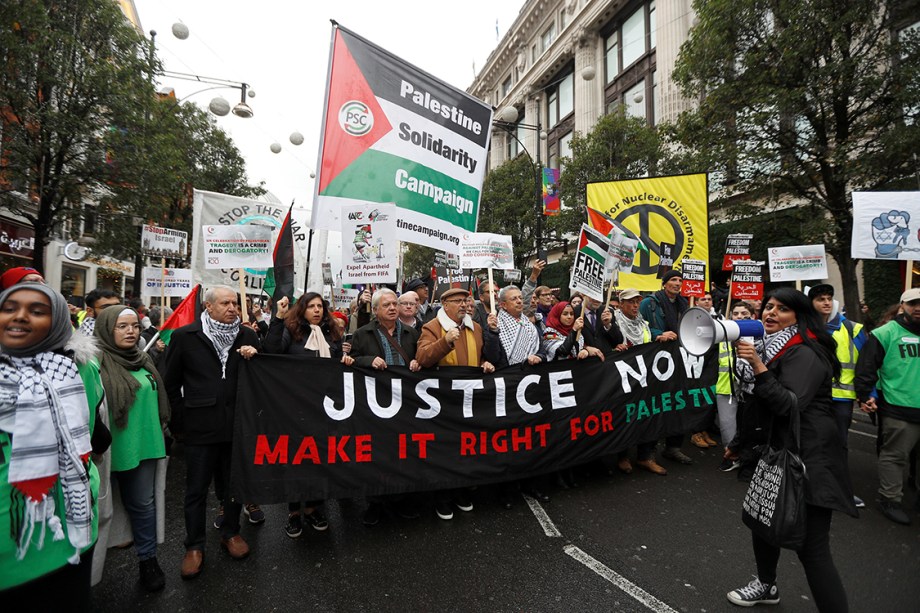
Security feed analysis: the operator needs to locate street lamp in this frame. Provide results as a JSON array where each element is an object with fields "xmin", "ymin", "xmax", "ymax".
[
  {"xmin": 150, "ymin": 28, "xmax": 255, "ymax": 119},
  {"xmin": 492, "ymin": 105, "xmax": 548, "ymax": 258},
  {"xmin": 490, "ymin": 67, "xmax": 596, "ymax": 262}
]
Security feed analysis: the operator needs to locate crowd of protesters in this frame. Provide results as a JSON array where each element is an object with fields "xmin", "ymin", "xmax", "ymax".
[{"xmin": 1, "ymin": 262, "xmax": 918, "ymax": 612}]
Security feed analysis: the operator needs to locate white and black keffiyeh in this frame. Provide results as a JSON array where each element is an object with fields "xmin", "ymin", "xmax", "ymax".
[
  {"xmin": 201, "ymin": 311, "xmax": 241, "ymax": 378},
  {"xmin": 497, "ymin": 309, "xmax": 540, "ymax": 365},
  {"xmin": 78, "ymin": 317, "xmax": 95, "ymax": 337},
  {"xmin": 615, "ymin": 309, "xmax": 650, "ymax": 346},
  {"xmin": 0, "ymin": 351, "xmax": 93, "ymax": 562},
  {"xmin": 735, "ymin": 324, "xmax": 798, "ymax": 394}
]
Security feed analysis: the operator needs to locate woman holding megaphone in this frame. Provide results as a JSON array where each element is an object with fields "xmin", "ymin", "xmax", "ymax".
[{"xmin": 725, "ymin": 288, "xmax": 856, "ymax": 611}]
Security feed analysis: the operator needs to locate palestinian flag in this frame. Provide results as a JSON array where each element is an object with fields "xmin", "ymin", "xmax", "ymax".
[
  {"xmin": 586, "ymin": 207, "xmax": 649, "ymax": 253},
  {"xmin": 311, "ymin": 24, "xmax": 492, "ymax": 252},
  {"xmin": 153, "ymin": 284, "xmax": 201, "ymax": 348},
  {"xmin": 577, "ymin": 224, "xmax": 610, "ymax": 263},
  {"xmin": 264, "ymin": 204, "xmax": 295, "ymax": 302}
]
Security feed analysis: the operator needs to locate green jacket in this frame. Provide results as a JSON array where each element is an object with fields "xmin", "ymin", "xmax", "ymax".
[{"xmin": 0, "ymin": 352, "xmax": 103, "ymax": 590}]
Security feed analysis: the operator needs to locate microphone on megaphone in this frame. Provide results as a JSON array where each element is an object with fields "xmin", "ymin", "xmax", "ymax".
[{"xmin": 678, "ymin": 307, "xmax": 765, "ymax": 356}]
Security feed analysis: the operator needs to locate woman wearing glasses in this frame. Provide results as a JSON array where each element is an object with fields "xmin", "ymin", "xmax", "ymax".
[{"xmin": 94, "ymin": 306, "xmax": 170, "ymax": 592}]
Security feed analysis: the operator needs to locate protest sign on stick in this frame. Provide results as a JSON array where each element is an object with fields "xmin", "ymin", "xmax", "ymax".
[
  {"xmin": 731, "ymin": 260, "xmax": 765, "ymax": 301},
  {"xmin": 680, "ymin": 259, "xmax": 707, "ymax": 299},
  {"xmin": 767, "ymin": 244, "xmax": 828, "ymax": 282},
  {"xmin": 570, "ymin": 225, "xmax": 608, "ymax": 303}
]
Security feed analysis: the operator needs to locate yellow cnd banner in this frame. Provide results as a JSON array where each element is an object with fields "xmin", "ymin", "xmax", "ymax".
[{"xmin": 586, "ymin": 173, "xmax": 709, "ymax": 292}]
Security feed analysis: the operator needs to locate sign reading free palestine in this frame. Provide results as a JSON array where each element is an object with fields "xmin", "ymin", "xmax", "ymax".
[{"xmin": 312, "ymin": 24, "xmax": 492, "ymax": 253}]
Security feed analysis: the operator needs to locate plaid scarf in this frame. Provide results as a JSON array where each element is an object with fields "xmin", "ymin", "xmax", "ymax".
[
  {"xmin": 498, "ymin": 309, "xmax": 540, "ymax": 365},
  {"xmin": 0, "ymin": 351, "xmax": 93, "ymax": 563},
  {"xmin": 201, "ymin": 312, "xmax": 241, "ymax": 378},
  {"xmin": 375, "ymin": 321, "xmax": 406, "ymax": 366}
]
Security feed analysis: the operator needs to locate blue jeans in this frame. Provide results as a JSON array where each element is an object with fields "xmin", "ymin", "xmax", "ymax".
[
  {"xmin": 112, "ymin": 459, "xmax": 158, "ymax": 561},
  {"xmin": 184, "ymin": 442, "xmax": 241, "ymax": 550}
]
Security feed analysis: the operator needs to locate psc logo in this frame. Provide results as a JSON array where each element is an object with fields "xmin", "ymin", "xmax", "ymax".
[{"xmin": 339, "ymin": 100, "xmax": 373, "ymax": 136}]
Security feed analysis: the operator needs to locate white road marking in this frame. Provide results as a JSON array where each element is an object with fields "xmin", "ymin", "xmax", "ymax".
[
  {"xmin": 564, "ymin": 544, "xmax": 679, "ymax": 613},
  {"xmin": 849, "ymin": 428, "xmax": 877, "ymax": 439},
  {"xmin": 522, "ymin": 493, "xmax": 561, "ymax": 537}
]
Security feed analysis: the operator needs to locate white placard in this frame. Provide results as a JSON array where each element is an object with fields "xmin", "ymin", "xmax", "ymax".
[
  {"xmin": 141, "ymin": 225, "xmax": 188, "ymax": 259},
  {"xmin": 191, "ymin": 190, "xmax": 308, "ymax": 296},
  {"xmin": 606, "ymin": 225, "xmax": 639, "ymax": 274},
  {"xmin": 768, "ymin": 244, "xmax": 828, "ymax": 281},
  {"xmin": 340, "ymin": 204, "xmax": 398, "ymax": 284},
  {"xmin": 331, "ymin": 287, "xmax": 359, "ymax": 311},
  {"xmin": 458, "ymin": 232, "xmax": 514, "ymax": 270},
  {"xmin": 202, "ymin": 224, "xmax": 273, "ymax": 269},
  {"xmin": 141, "ymin": 267, "xmax": 194, "ymax": 297},
  {"xmin": 503, "ymin": 269, "xmax": 522, "ymax": 283},
  {"xmin": 569, "ymin": 225, "xmax": 608, "ymax": 302},
  {"xmin": 851, "ymin": 191, "xmax": 920, "ymax": 260}
]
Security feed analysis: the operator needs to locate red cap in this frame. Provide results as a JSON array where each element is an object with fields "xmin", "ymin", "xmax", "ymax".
[
  {"xmin": 331, "ymin": 311, "xmax": 349, "ymax": 323},
  {"xmin": 0, "ymin": 267, "xmax": 43, "ymax": 290}
]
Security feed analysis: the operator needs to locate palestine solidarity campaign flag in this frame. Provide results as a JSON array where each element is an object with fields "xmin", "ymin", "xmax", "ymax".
[{"xmin": 312, "ymin": 23, "xmax": 493, "ymax": 253}]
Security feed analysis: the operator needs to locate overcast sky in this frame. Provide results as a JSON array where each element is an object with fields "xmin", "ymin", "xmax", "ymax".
[{"xmin": 134, "ymin": 0, "xmax": 524, "ymax": 221}]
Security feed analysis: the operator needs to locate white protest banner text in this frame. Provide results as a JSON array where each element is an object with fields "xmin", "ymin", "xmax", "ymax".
[
  {"xmin": 192, "ymin": 190, "xmax": 308, "ymax": 295},
  {"xmin": 141, "ymin": 267, "xmax": 194, "ymax": 297},
  {"xmin": 459, "ymin": 233, "xmax": 514, "ymax": 270},
  {"xmin": 768, "ymin": 245, "xmax": 828, "ymax": 282},
  {"xmin": 202, "ymin": 224, "xmax": 273, "ymax": 270}
]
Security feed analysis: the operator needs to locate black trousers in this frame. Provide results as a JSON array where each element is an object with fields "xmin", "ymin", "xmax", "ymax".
[
  {"xmin": 752, "ymin": 505, "xmax": 848, "ymax": 613},
  {"xmin": 2, "ymin": 545, "xmax": 94, "ymax": 612},
  {"xmin": 184, "ymin": 442, "xmax": 242, "ymax": 549}
]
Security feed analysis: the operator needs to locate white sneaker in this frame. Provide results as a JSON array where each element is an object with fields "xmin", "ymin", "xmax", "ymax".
[{"xmin": 727, "ymin": 577, "xmax": 780, "ymax": 607}]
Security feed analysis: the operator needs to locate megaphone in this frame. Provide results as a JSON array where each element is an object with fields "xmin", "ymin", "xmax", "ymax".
[{"xmin": 678, "ymin": 307, "xmax": 765, "ymax": 356}]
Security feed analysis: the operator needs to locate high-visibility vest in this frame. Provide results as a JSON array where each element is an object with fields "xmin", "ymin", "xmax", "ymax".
[
  {"xmin": 716, "ymin": 341, "xmax": 733, "ymax": 395},
  {"xmin": 832, "ymin": 320, "xmax": 862, "ymax": 400}
]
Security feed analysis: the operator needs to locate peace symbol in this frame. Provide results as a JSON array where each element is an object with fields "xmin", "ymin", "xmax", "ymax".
[{"xmin": 614, "ymin": 205, "xmax": 684, "ymax": 276}]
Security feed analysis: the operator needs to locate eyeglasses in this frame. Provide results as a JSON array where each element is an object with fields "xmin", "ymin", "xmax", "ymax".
[{"xmin": 114, "ymin": 323, "xmax": 141, "ymax": 332}]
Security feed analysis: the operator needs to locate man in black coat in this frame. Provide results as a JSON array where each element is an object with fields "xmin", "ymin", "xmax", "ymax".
[
  {"xmin": 162, "ymin": 286, "xmax": 261, "ymax": 580},
  {"xmin": 350, "ymin": 288, "xmax": 421, "ymax": 371},
  {"xmin": 348, "ymin": 288, "xmax": 421, "ymax": 526}
]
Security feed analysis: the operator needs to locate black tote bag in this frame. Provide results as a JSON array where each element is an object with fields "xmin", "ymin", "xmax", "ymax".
[{"xmin": 741, "ymin": 402, "xmax": 808, "ymax": 550}]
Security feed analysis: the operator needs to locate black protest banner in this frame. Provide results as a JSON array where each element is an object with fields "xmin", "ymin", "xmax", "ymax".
[{"xmin": 231, "ymin": 342, "xmax": 717, "ymax": 503}]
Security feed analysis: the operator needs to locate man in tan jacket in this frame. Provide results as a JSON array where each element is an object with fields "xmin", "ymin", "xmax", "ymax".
[
  {"xmin": 416, "ymin": 287, "xmax": 499, "ymax": 371},
  {"xmin": 415, "ymin": 287, "xmax": 500, "ymax": 521}
]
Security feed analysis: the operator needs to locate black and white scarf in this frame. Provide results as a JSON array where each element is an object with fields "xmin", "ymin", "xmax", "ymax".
[
  {"xmin": 735, "ymin": 324, "xmax": 798, "ymax": 394},
  {"xmin": 498, "ymin": 309, "xmax": 540, "ymax": 365},
  {"xmin": 615, "ymin": 309, "xmax": 650, "ymax": 346},
  {"xmin": 201, "ymin": 311, "xmax": 241, "ymax": 378},
  {"xmin": 0, "ymin": 351, "xmax": 93, "ymax": 562}
]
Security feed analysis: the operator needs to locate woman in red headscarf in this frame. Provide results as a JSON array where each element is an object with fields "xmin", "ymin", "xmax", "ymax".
[{"xmin": 541, "ymin": 301, "xmax": 603, "ymax": 361}]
